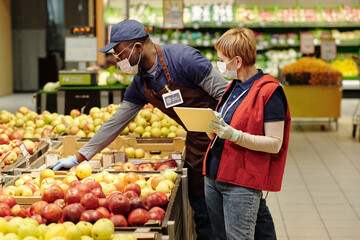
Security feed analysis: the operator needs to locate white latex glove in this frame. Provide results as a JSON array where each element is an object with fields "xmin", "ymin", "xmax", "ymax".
[
  {"xmin": 212, "ymin": 110, "xmax": 222, "ymax": 121},
  {"xmin": 208, "ymin": 118, "xmax": 240, "ymax": 142}
]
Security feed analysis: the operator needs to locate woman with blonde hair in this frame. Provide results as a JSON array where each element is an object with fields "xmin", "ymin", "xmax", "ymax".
[{"xmin": 204, "ymin": 28, "xmax": 291, "ymax": 239}]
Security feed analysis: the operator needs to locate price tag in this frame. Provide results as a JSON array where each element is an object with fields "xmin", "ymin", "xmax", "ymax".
[
  {"xmin": 20, "ymin": 142, "xmax": 30, "ymax": 158},
  {"xmin": 321, "ymin": 39, "xmax": 337, "ymax": 61},
  {"xmin": 45, "ymin": 154, "xmax": 59, "ymax": 167},
  {"xmin": 300, "ymin": 33, "xmax": 315, "ymax": 54}
]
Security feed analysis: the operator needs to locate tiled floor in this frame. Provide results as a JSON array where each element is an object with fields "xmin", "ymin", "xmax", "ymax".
[{"xmin": 1, "ymin": 93, "xmax": 360, "ymax": 239}]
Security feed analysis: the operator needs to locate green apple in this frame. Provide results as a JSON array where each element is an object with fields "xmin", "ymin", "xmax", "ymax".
[
  {"xmin": 4, "ymin": 233, "xmax": 19, "ymax": 240},
  {"xmin": 0, "ymin": 218, "xmax": 8, "ymax": 234},
  {"xmin": 7, "ymin": 217, "xmax": 23, "ymax": 234},
  {"xmin": 91, "ymin": 219, "xmax": 114, "ymax": 240},
  {"xmin": 18, "ymin": 224, "xmax": 39, "ymax": 239},
  {"xmin": 163, "ymin": 169, "xmax": 178, "ymax": 183},
  {"xmin": 76, "ymin": 221, "xmax": 93, "ymax": 236},
  {"xmin": 156, "ymin": 180, "xmax": 173, "ymax": 194},
  {"xmin": 67, "ymin": 225, "xmax": 82, "ymax": 240}
]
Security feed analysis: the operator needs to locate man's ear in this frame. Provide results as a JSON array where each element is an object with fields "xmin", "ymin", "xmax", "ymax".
[{"xmin": 135, "ymin": 42, "xmax": 143, "ymax": 53}]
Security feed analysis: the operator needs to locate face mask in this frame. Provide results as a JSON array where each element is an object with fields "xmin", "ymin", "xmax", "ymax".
[
  {"xmin": 217, "ymin": 58, "xmax": 239, "ymax": 79},
  {"xmin": 117, "ymin": 44, "xmax": 141, "ymax": 74}
]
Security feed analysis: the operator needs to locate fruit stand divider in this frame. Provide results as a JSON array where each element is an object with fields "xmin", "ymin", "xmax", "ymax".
[{"xmin": 2, "ymin": 140, "xmax": 59, "ymax": 175}]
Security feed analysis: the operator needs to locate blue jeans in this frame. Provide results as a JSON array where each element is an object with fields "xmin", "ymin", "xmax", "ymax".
[
  {"xmin": 189, "ymin": 195, "xmax": 214, "ymax": 240},
  {"xmin": 255, "ymin": 197, "xmax": 277, "ymax": 240},
  {"xmin": 205, "ymin": 176, "xmax": 261, "ymax": 240}
]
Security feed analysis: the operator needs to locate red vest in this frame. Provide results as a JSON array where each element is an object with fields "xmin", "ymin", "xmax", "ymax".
[{"xmin": 203, "ymin": 75, "xmax": 291, "ymax": 192}]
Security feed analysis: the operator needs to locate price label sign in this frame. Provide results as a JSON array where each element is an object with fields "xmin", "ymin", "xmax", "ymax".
[
  {"xmin": 300, "ymin": 33, "xmax": 315, "ymax": 55},
  {"xmin": 20, "ymin": 142, "xmax": 30, "ymax": 158},
  {"xmin": 163, "ymin": 0, "xmax": 184, "ymax": 29},
  {"xmin": 321, "ymin": 39, "xmax": 337, "ymax": 61}
]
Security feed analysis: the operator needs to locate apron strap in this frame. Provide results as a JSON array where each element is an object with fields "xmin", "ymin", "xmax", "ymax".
[{"xmin": 154, "ymin": 44, "xmax": 172, "ymax": 84}]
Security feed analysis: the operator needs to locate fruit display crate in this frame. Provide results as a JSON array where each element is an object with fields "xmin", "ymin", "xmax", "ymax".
[
  {"xmin": 25, "ymin": 136, "xmax": 185, "ymax": 172},
  {"xmin": 1, "ymin": 171, "xmax": 188, "ymax": 240},
  {"xmin": 1, "ymin": 140, "xmax": 60, "ymax": 175},
  {"xmin": 114, "ymin": 174, "xmax": 185, "ymax": 240}
]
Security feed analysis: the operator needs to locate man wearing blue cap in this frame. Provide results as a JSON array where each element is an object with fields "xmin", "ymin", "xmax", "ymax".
[{"xmin": 53, "ymin": 19, "xmax": 277, "ymax": 240}]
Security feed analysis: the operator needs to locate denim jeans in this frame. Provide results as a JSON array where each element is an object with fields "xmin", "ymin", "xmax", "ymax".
[
  {"xmin": 205, "ymin": 176, "xmax": 261, "ymax": 240},
  {"xmin": 189, "ymin": 195, "xmax": 214, "ymax": 240},
  {"xmin": 255, "ymin": 197, "xmax": 277, "ymax": 240}
]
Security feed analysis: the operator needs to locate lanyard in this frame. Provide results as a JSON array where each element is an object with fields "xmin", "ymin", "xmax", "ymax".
[{"xmin": 211, "ymin": 87, "xmax": 249, "ymax": 149}]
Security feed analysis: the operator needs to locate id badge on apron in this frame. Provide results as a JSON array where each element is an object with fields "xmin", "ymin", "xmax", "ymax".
[{"xmin": 162, "ymin": 89, "xmax": 184, "ymax": 108}]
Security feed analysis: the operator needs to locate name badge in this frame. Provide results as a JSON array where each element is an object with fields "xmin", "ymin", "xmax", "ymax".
[{"xmin": 162, "ymin": 89, "xmax": 183, "ymax": 108}]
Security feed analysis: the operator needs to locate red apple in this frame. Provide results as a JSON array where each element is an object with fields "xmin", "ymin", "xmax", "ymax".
[
  {"xmin": 151, "ymin": 175, "xmax": 166, "ymax": 190},
  {"xmin": 69, "ymin": 180, "xmax": 81, "ymax": 188},
  {"xmin": 11, "ymin": 204, "xmax": 27, "ymax": 218},
  {"xmin": 154, "ymin": 191, "xmax": 168, "ymax": 206},
  {"xmin": 9, "ymin": 133, "xmax": 22, "ymax": 141},
  {"xmin": 75, "ymin": 183, "xmax": 91, "ymax": 194},
  {"xmin": 24, "ymin": 183, "xmax": 37, "ymax": 193},
  {"xmin": 31, "ymin": 214, "xmax": 46, "ymax": 224},
  {"xmin": 127, "ymin": 208, "xmax": 150, "ymax": 226},
  {"xmin": 121, "ymin": 162, "xmax": 137, "ymax": 171},
  {"xmin": 146, "ymin": 192, "xmax": 168, "ymax": 209},
  {"xmin": 129, "ymin": 197, "xmax": 150, "ymax": 211},
  {"xmin": 65, "ymin": 187, "xmax": 84, "ymax": 205},
  {"xmin": 108, "ymin": 194, "xmax": 131, "ymax": 216},
  {"xmin": 42, "ymin": 184, "xmax": 64, "ymax": 203},
  {"xmin": 9, "ymin": 139, "xmax": 22, "ymax": 148},
  {"xmin": 157, "ymin": 164, "xmax": 170, "ymax": 171},
  {"xmin": 91, "ymin": 188, "xmax": 106, "ymax": 199},
  {"xmin": 0, "ymin": 203, "xmax": 11, "ymax": 217},
  {"xmin": 0, "ymin": 133, "xmax": 10, "ymax": 145},
  {"xmin": 124, "ymin": 183, "xmax": 141, "ymax": 196},
  {"xmin": 80, "ymin": 192, "xmax": 99, "ymax": 210},
  {"xmin": 0, "ymin": 195, "xmax": 17, "ymax": 208},
  {"xmin": 123, "ymin": 190, "xmax": 138, "ymax": 200},
  {"xmin": 54, "ymin": 199, "xmax": 66, "ymax": 209},
  {"xmin": 86, "ymin": 180, "xmax": 101, "ymax": 190},
  {"xmin": 62, "ymin": 203, "xmax": 86, "ymax": 223},
  {"xmin": 24, "ymin": 207, "xmax": 31, "ymax": 217},
  {"xmin": 98, "ymin": 198, "xmax": 109, "ymax": 209},
  {"xmin": 42, "ymin": 203, "xmax": 62, "ymax": 223},
  {"xmin": 30, "ymin": 201, "xmax": 48, "ymax": 216},
  {"xmin": 164, "ymin": 158, "xmax": 178, "ymax": 168},
  {"xmin": 95, "ymin": 207, "xmax": 111, "ymax": 219},
  {"xmin": 112, "ymin": 179, "xmax": 125, "ymax": 192},
  {"xmin": 0, "ymin": 187, "xmax": 16, "ymax": 196},
  {"xmin": 110, "ymin": 214, "xmax": 128, "ymax": 227},
  {"xmin": 23, "ymin": 139, "xmax": 36, "ymax": 154},
  {"xmin": 4, "ymin": 215, "xmax": 14, "ymax": 222},
  {"xmin": 149, "ymin": 206, "xmax": 166, "ymax": 221},
  {"xmin": 79, "ymin": 210, "xmax": 103, "ymax": 224}
]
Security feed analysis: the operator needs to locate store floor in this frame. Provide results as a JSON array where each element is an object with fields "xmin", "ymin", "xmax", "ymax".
[{"xmin": 1, "ymin": 93, "xmax": 360, "ymax": 239}]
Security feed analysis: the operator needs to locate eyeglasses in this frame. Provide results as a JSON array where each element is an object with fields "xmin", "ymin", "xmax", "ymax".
[{"xmin": 112, "ymin": 42, "xmax": 135, "ymax": 61}]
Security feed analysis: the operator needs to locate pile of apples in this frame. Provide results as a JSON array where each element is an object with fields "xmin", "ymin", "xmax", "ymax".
[
  {"xmin": 0, "ymin": 163, "xmax": 178, "ymax": 228},
  {"xmin": 0, "ymin": 134, "xmax": 40, "ymax": 168},
  {"xmin": 123, "ymin": 103, "xmax": 186, "ymax": 138},
  {"xmin": 0, "ymin": 215, "xmax": 138, "ymax": 240},
  {"xmin": 112, "ymin": 157, "xmax": 178, "ymax": 171},
  {"xmin": 0, "ymin": 103, "xmax": 185, "ymax": 140}
]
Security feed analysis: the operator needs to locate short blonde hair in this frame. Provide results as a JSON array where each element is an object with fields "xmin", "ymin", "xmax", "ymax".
[{"xmin": 214, "ymin": 28, "xmax": 256, "ymax": 67}]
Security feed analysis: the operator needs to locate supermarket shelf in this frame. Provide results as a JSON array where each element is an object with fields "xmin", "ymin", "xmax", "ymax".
[
  {"xmin": 185, "ymin": 22, "xmax": 360, "ymax": 29},
  {"xmin": 343, "ymin": 79, "xmax": 360, "ymax": 90}
]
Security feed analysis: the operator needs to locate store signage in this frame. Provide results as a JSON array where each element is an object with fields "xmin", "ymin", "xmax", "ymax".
[
  {"xmin": 163, "ymin": 0, "xmax": 184, "ymax": 29},
  {"xmin": 300, "ymin": 33, "xmax": 315, "ymax": 55},
  {"xmin": 321, "ymin": 39, "xmax": 337, "ymax": 61}
]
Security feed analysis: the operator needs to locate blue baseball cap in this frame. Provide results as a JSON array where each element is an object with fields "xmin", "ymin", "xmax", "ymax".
[{"xmin": 99, "ymin": 19, "xmax": 149, "ymax": 53}]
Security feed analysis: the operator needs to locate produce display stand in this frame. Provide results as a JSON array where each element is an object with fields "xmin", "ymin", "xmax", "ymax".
[
  {"xmin": 1, "ymin": 140, "xmax": 56, "ymax": 175},
  {"xmin": 278, "ymin": 69, "xmax": 342, "ymax": 130},
  {"xmin": 56, "ymin": 83, "xmax": 127, "ymax": 115}
]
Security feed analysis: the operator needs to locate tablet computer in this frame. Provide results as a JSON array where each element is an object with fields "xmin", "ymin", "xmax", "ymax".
[{"xmin": 173, "ymin": 107, "xmax": 219, "ymax": 132}]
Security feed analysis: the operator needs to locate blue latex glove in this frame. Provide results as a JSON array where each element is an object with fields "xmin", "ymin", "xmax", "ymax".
[
  {"xmin": 208, "ymin": 118, "xmax": 239, "ymax": 142},
  {"xmin": 53, "ymin": 155, "xmax": 79, "ymax": 170}
]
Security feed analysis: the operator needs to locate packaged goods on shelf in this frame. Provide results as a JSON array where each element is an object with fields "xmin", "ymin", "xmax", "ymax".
[
  {"xmin": 281, "ymin": 57, "xmax": 342, "ymax": 86},
  {"xmin": 257, "ymin": 7, "xmax": 277, "ymax": 22},
  {"xmin": 299, "ymin": 7, "xmax": 321, "ymax": 22},
  {"xmin": 278, "ymin": 6, "xmax": 299, "ymax": 23},
  {"xmin": 321, "ymin": 6, "xmax": 343, "ymax": 23},
  {"xmin": 341, "ymin": 5, "xmax": 360, "ymax": 22}
]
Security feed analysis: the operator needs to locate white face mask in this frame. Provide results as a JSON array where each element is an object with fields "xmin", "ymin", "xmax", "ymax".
[
  {"xmin": 217, "ymin": 58, "xmax": 239, "ymax": 79},
  {"xmin": 117, "ymin": 44, "xmax": 141, "ymax": 74}
]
